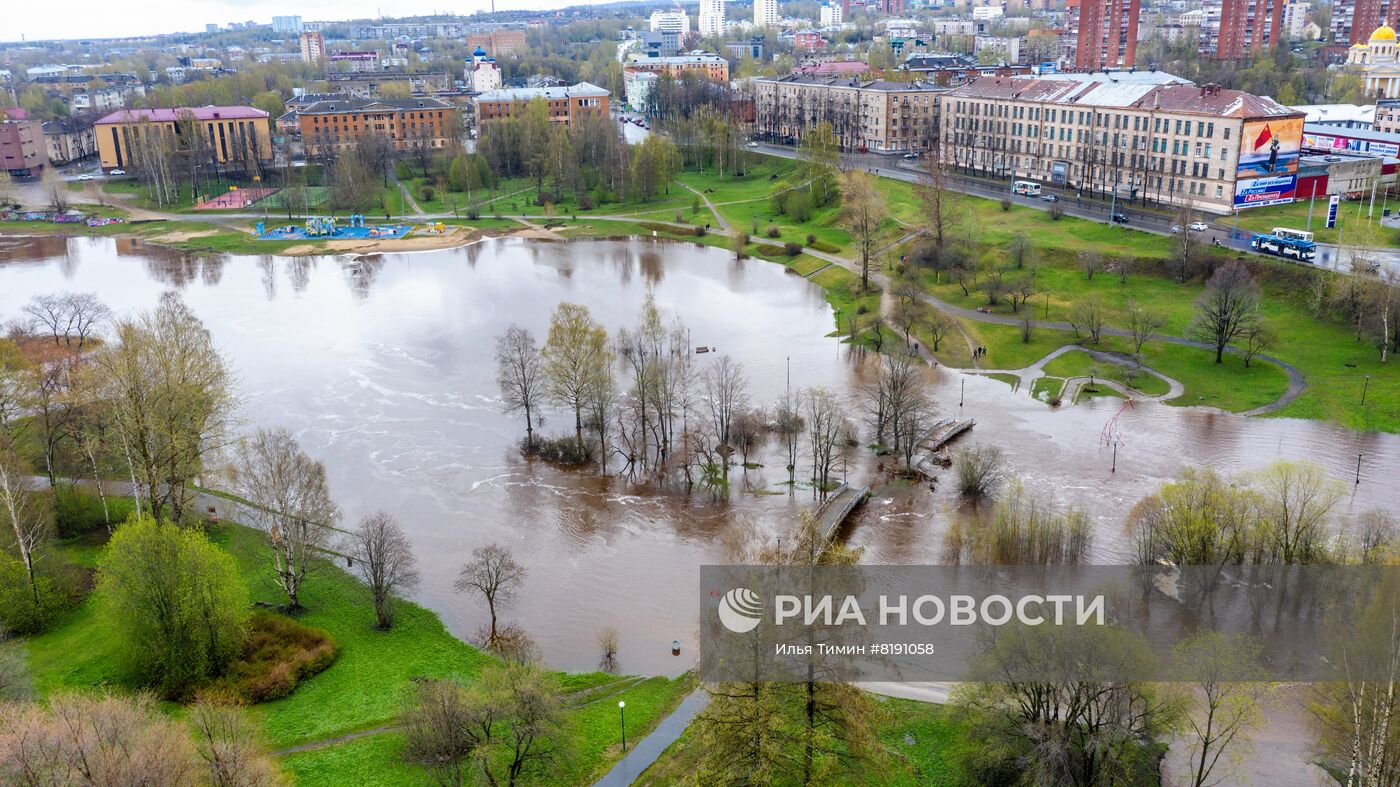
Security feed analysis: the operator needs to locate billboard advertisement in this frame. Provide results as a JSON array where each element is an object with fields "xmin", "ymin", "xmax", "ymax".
[
  {"xmin": 1235, "ymin": 115, "xmax": 1303, "ymax": 209},
  {"xmin": 1234, "ymin": 174, "xmax": 1298, "ymax": 209},
  {"xmin": 1303, "ymin": 131, "xmax": 1400, "ymax": 158}
]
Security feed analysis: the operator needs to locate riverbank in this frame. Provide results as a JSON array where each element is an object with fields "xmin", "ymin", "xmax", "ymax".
[{"xmin": 24, "ymin": 511, "xmax": 692, "ymax": 785}]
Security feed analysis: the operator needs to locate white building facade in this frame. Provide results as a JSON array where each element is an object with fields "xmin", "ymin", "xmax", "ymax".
[
  {"xmin": 755, "ymin": 0, "xmax": 779, "ymax": 28},
  {"xmin": 699, "ymin": 0, "xmax": 726, "ymax": 38}
]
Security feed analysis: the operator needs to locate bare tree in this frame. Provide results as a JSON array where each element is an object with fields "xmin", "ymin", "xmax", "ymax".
[
  {"xmin": 916, "ymin": 159, "xmax": 959, "ymax": 247},
  {"xmin": 22, "ymin": 293, "xmax": 111, "ymax": 350},
  {"xmin": 1071, "ymin": 295, "xmax": 1108, "ymax": 344},
  {"xmin": 1191, "ymin": 262, "xmax": 1260, "ymax": 364},
  {"xmin": 401, "ymin": 678, "xmax": 478, "ymax": 787},
  {"xmin": 1126, "ymin": 301, "xmax": 1167, "ymax": 356},
  {"xmin": 347, "ymin": 512, "xmax": 420, "ymax": 630},
  {"xmin": 597, "ymin": 627, "xmax": 620, "ymax": 673},
  {"xmin": 804, "ymin": 387, "xmax": 848, "ymax": 497},
  {"xmin": 954, "ymin": 443, "xmax": 1006, "ymax": 502},
  {"xmin": 495, "ymin": 324, "xmax": 544, "ymax": 448},
  {"xmin": 454, "ymin": 543, "xmax": 526, "ymax": 648},
  {"xmin": 1240, "ymin": 321, "xmax": 1273, "ymax": 368},
  {"xmin": 1078, "ymin": 250, "xmax": 1102, "ymax": 281},
  {"xmin": 0, "ymin": 448, "xmax": 47, "ymax": 606},
  {"xmin": 701, "ymin": 354, "xmax": 748, "ymax": 452},
  {"xmin": 234, "ymin": 427, "xmax": 340, "ymax": 612},
  {"xmin": 839, "ymin": 170, "xmax": 885, "ymax": 291},
  {"xmin": 187, "ymin": 699, "xmax": 284, "ymax": 787},
  {"xmin": 923, "ymin": 309, "xmax": 952, "ymax": 353}
]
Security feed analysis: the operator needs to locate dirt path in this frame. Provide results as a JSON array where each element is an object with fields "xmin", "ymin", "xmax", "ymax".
[
  {"xmin": 960, "ymin": 344, "xmax": 1186, "ymax": 404},
  {"xmin": 677, "ymin": 182, "xmax": 731, "ymax": 233}
]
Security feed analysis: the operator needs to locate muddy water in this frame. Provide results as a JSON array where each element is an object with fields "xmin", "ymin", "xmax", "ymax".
[{"xmin": 1, "ymin": 234, "xmax": 1396, "ymax": 676}]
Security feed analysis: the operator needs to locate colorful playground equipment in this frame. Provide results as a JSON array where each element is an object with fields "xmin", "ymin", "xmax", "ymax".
[{"xmin": 254, "ymin": 215, "xmax": 412, "ymax": 241}]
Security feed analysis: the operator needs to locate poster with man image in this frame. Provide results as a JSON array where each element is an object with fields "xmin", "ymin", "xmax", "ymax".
[{"xmin": 1234, "ymin": 115, "xmax": 1303, "ymax": 209}]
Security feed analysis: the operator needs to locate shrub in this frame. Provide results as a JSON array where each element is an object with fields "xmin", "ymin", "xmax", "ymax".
[
  {"xmin": 695, "ymin": 225, "xmax": 707, "ymax": 237},
  {"xmin": 675, "ymin": 210, "xmax": 685, "ymax": 223},
  {"xmin": 783, "ymin": 242, "xmax": 802, "ymax": 256},
  {"xmin": 533, "ymin": 191, "xmax": 556, "ymax": 207},
  {"xmin": 1050, "ymin": 204, "xmax": 1065, "ymax": 220},
  {"xmin": 466, "ymin": 204, "xmax": 481, "ymax": 220},
  {"xmin": 766, "ymin": 224, "xmax": 782, "ymax": 238},
  {"xmin": 0, "ymin": 554, "xmax": 65, "ymax": 635},
  {"xmin": 53, "ymin": 484, "xmax": 135, "ymax": 538},
  {"xmin": 806, "ymin": 233, "xmax": 817, "ymax": 245},
  {"xmin": 97, "ymin": 517, "xmax": 249, "ymax": 699},
  {"xmin": 752, "ymin": 243, "xmax": 786, "ymax": 256},
  {"xmin": 1000, "ymin": 196, "xmax": 1012, "ymax": 212},
  {"xmin": 209, "ymin": 611, "xmax": 338, "ymax": 703},
  {"xmin": 418, "ymin": 185, "xmax": 435, "ymax": 202},
  {"xmin": 784, "ymin": 189, "xmax": 814, "ymax": 222},
  {"xmin": 578, "ymin": 194, "xmax": 594, "ymax": 211},
  {"xmin": 809, "ymin": 240, "xmax": 842, "ymax": 253},
  {"xmin": 527, "ymin": 435, "xmax": 594, "ymax": 465}
]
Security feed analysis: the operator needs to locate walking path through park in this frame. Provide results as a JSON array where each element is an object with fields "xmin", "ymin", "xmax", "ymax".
[
  {"xmin": 593, "ymin": 689, "xmax": 709, "ymax": 787},
  {"xmin": 960, "ymin": 344, "xmax": 1187, "ymax": 403},
  {"xmin": 677, "ymin": 182, "xmax": 731, "ymax": 233}
]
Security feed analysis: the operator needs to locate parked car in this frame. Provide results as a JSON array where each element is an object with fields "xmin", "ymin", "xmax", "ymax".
[
  {"xmin": 747, "ymin": 141, "xmax": 759, "ymax": 148},
  {"xmin": 78, "ymin": 174, "xmax": 93, "ymax": 181},
  {"xmin": 1040, "ymin": 194, "xmax": 1058, "ymax": 202},
  {"xmin": 1171, "ymin": 225, "xmax": 1183, "ymax": 233},
  {"xmin": 902, "ymin": 152, "xmax": 920, "ymax": 159},
  {"xmin": 1189, "ymin": 221, "xmax": 1208, "ymax": 232},
  {"xmin": 1111, "ymin": 212, "xmax": 1128, "ymax": 224},
  {"xmin": 110, "ymin": 169, "xmax": 126, "ymax": 175}
]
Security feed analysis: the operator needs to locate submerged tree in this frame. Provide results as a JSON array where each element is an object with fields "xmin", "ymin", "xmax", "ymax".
[{"xmin": 495, "ymin": 324, "xmax": 544, "ymax": 448}]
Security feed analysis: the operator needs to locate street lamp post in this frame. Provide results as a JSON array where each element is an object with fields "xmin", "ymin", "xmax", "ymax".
[
  {"xmin": 619, "ymin": 701, "xmax": 627, "ymax": 752},
  {"xmin": 1362, "ymin": 375, "xmax": 1371, "ymax": 406}
]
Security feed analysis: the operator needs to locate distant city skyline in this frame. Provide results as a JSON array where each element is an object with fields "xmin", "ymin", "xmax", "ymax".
[{"xmin": 8, "ymin": 0, "xmax": 590, "ymax": 43}]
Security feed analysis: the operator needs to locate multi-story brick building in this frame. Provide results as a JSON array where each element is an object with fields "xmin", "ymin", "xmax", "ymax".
[
  {"xmin": 1333, "ymin": 0, "xmax": 1399, "ymax": 44},
  {"xmin": 753, "ymin": 74, "xmax": 943, "ymax": 152},
  {"xmin": 937, "ymin": 75, "xmax": 1305, "ymax": 214},
  {"xmin": 297, "ymin": 97, "xmax": 457, "ymax": 156},
  {"xmin": 1067, "ymin": 0, "xmax": 1141, "ymax": 68},
  {"xmin": 1216, "ymin": 0, "xmax": 1286, "ymax": 58},
  {"xmin": 0, "ymin": 108, "xmax": 48, "ymax": 177},
  {"xmin": 624, "ymin": 54, "xmax": 730, "ymax": 83},
  {"xmin": 95, "ymin": 106, "xmax": 272, "ymax": 173},
  {"xmin": 472, "ymin": 83, "xmax": 610, "ymax": 128},
  {"xmin": 467, "ymin": 29, "xmax": 528, "ymax": 57},
  {"xmin": 300, "ymin": 31, "xmax": 326, "ymax": 63}
]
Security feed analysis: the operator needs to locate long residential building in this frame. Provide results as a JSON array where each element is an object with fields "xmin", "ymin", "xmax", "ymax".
[
  {"xmin": 938, "ymin": 75, "xmax": 1305, "ymax": 214},
  {"xmin": 1216, "ymin": 0, "xmax": 1286, "ymax": 58},
  {"xmin": 95, "ymin": 106, "xmax": 271, "ymax": 173},
  {"xmin": 625, "ymin": 53, "xmax": 730, "ymax": 83},
  {"xmin": 0, "ymin": 108, "xmax": 47, "ymax": 177},
  {"xmin": 472, "ymin": 82, "xmax": 610, "ymax": 128},
  {"xmin": 754, "ymin": 74, "xmax": 943, "ymax": 153},
  {"xmin": 297, "ymin": 97, "xmax": 457, "ymax": 156}
]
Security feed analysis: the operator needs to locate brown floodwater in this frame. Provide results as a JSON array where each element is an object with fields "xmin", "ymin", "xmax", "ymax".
[{"xmin": 1, "ymin": 234, "xmax": 1397, "ymax": 676}]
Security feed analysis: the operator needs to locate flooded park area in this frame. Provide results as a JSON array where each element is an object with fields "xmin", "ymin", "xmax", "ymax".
[{"xmin": 1, "ymin": 233, "xmax": 1398, "ymax": 676}]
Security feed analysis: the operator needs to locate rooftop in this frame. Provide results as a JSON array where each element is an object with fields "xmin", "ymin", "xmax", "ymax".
[
  {"xmin": 475, "ymin": 81, "xmax": 611, "ymax": 101},
  {"xmin": 945, "ymin": 77, "xmax": 1298, "ymax": 118},
  {"xmin": 95, "ymin": 106, "xmax": 268, "ymax": 124},
  {"xmin": 299, "ymin": 97, "xmax": 454, "ymax": 114}
]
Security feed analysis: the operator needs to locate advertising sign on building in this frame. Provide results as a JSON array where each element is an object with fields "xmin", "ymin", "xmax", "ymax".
[
  {"xmin": 1327, "ymin": 193, "xmax": 1340, "ymax": 229},
  {"xmin": 1234, "ymin": 116, "xmax": 1303, "ymax": 210}
]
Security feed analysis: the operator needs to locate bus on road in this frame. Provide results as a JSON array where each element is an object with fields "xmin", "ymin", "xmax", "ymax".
[
  {"xmin": 1251, "ymin": 233, "xmax": 1317, "ymax": 262},
  {"xmin": 1272, "ymin": 227, "xmax": 1314, "ymax": 243},
  {"xmin": 1012, "ymin": 180, "xmax": 1042, "ymax": 197}
]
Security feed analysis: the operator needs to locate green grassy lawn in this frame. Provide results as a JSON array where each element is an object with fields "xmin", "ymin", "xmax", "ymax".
[
  {"xmin": 1231, "ymin": 198, "xmax": 1400, "ymax": 248},
  {"xmin": 637, "ymin": 696, "xmax": 969, "ymax": 786},
  {"xmin": 1030, "ymin": 376, "xmax": 1065, "ymax": 402},
  {"xmin": 678, "ymin": 158, "xmax": 857, "ymax": 253},
  {"xmin": 25, "ymin": 518, "xmax": 690, "ymax": 785},
  {"xmin": 984, "ymin": 372, "xmax": 1021, "ymax": 391},
  {"xmin": 1042, "ymin": 349, "xmax": 1172, "ymax": 397}
]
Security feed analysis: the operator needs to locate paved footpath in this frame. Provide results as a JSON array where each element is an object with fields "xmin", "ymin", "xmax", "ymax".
[{"xmin": 593, "ymin": 689, "xmax": 709, "ymax": 787}]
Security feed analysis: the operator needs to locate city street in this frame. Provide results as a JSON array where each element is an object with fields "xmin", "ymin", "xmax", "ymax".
[{"xmin": 751, "ymin": 142, "xmax": 1400, "ymax": 277}]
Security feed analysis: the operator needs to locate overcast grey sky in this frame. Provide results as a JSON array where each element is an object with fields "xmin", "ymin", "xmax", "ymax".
[{"xmin": 10, "ymin": 0, "xmax": 580, "ymax": 43}]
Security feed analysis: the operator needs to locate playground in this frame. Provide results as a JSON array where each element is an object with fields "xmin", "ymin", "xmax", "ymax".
[
  {"xmin": 255, "ymin": 215, "xmax": 413, "ymax": 241},
  {"xmin": 194, "ymin": 187, "xmax": 280, "ymax": 210}
]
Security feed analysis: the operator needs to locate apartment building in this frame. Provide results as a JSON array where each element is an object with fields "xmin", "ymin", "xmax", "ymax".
[
  {"xmin": 1217, "ymin": 0, "xmax": 1286, "ymax": 58},
  {"xmin": 1067, "ymin": 0, "xmax": 1141, "ymax": 68},
  {"xmin": 300, "ymin": 31, "xmax": 326, "ymax": 63},
  {"xmin": 472, "ymin": 82, "xmax": 610, "ymax": 129},
  {"xmin": 298, "ymin": 98, "xmax": 457, "ymax": 156},
  {"xmin": 699, "ymin": 0, "xmax": 725, "ymax": 38},
  {"xmin": 755, "ymin": 0, "xmax": 780, "ymax": 27},
  {"xmin": 43, "ymin": 118, "xmax": 96, "ymax": 165},
  {"xmin": 95, "ymin": 106, "xmax": 272, "ymax": 173},
  {"xmin": 1333, "ymin": 0, "xmax": 1399, "ymax": 44},
  {"xmin": 625, "ymin": 54, "xmax": 730, "ymax": 83},
  {"xmin": 0, "ymin": 108, "xmax": 47, "ymax": 177},
  {"xmin": 938, "ymin": 75, "xmax": 1305, "ymax": 214},
  {"xmin": 467, "ymin": 29, "xmax": 528, "ymax": 57},
  {"xmin": 753, "ymin": 74, "xmax": 943, "ymax": 152},
  {"xmin": 649, "ymin": 10, "xmax": 692, "ymax": 35}
]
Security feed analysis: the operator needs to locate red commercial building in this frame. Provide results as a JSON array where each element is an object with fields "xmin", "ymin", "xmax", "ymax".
[
  {"xmin": 1217, "ymin": 0, "xmax": 1286, "ymax": 59},
  {"xmin": 1069, "ymin": 0, "xmax": 1141, "ymax": 70}
]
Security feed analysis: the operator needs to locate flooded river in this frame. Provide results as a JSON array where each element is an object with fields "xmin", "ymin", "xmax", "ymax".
[{"xmin": 1, "ymin": 234, "xmax": 1396, "ymax": 675}]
